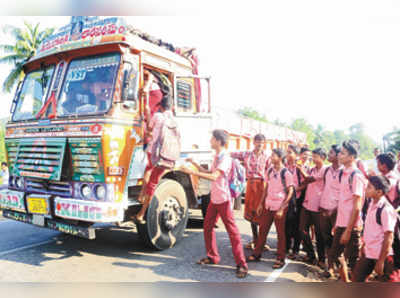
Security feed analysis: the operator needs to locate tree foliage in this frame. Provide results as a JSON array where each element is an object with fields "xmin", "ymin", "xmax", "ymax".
[
  {"xmin": 0, "ymin": 119, "xmax": 6, "ymax": 164},
  {"xmin": 237, "ymin": 106, "xmax": 377, "ymax": 159},
  {"xmin": 0, "ymin": 21, "xmax": 54, "ymax": 93},
  {"xmin": 291, "ymin": 120, "xmax": 376, "ymax": 159},
  {"xmin": 237, "ymin": 107, "xmax": 268, "ymax": 123},
  {"xmin": 383, "ymin": 128, "xmax": 400, "ymax": 153}
]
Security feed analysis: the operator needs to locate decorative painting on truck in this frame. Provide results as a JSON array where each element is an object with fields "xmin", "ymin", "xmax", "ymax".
[
  {"xmin": 37, "ymin": 17, "xmax": 127, "ymax": 59},
  {"xmin": 12, "ymin": 138, "xmax": 67, "ymax": 180},
  {"xmin": 68, "ymin": 137, "xmax": 105, "ymax": 183}
]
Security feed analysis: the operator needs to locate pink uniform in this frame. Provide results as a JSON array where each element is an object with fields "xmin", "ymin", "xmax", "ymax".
[
  {"xmin": 320, "ymin": 166, "xmax": 342, "ymax": 211},
  {"xmin": 203, "ymin": 151, "xmax": 247, "ymax": 268},
  {"xmin": 356, "ymin": 159, "xmax": 368, "ymax": 179},
  {"xmin": 231, "ymin": 150, "xmax": 269, "ymax": 179},
  {"xmin": 286, "ymin": 164, "xmax": 302, "ymax": 198},
  {"xmin": 303, "ymin": 166, "xmax": 327, "ymax": 212},
  {"xmin": 384, "ymin": 171, "xmax": 399, "ymax": 205},
  {"xmin": 302, "ymin": 163, "xmax": 312, "ymax": 176},
  {"xmin": 363, "ymin": 197, "xmax": 397, "ymax": 260},
  {"xmin": 265, "ymin": 167, "xmax": 294, "ymax": 211},
  {"xmin": 210, "ymin": 151, "xmax": 232, "ymax": 205},
  {"xmin": 336, "ymin": 165, "xmax": 367, "ymax": 228},
  {"xmin": 149, "ymin": 89, "xmax": 163, "ymax": 118},
  {"xmin": 146, "ymin": 110, "xmax": 173, "ymax": 155}
]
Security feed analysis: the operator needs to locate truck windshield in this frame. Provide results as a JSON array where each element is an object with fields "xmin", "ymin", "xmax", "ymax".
[
  {"xmin": 12, "ymin": 66, "xmax": 55, "ymax": 121},
  {"xmin": 57, "ymin": 53, "xmax": 121, "ymax": 116}
]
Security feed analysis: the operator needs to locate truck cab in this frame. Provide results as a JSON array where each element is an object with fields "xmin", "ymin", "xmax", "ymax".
[{"xmin": 0, "ymin": 17, "xmax": 213, "ymax": 250}]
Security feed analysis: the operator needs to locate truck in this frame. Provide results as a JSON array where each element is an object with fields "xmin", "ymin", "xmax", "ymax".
[{"xmin": 0, "ymin": 17, "xmax": 307, "ymax": 250}]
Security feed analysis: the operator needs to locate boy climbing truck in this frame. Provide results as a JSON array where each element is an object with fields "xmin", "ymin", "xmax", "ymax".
[{"xmin": 0, "ymin": 17, "xmax": 307, "ymax": 251}]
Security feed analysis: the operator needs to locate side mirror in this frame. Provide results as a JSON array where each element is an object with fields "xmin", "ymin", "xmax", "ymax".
[{"xmin": 122, "ymin": 66, "xmax": 139, "ymax": 102}]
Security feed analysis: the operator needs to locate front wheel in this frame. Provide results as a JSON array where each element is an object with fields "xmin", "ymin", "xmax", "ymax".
[{"xmin": 137, "ymin": 179, "xmax": 189, "ymax": 250}]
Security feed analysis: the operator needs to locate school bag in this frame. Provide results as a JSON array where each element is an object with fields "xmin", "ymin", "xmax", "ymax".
[
  {"xmin": 151, "ymin": 114, "xmax": 181, "ymax": 169},
  {"xmin": 267, "ymin": 168, "xmax": 296, "ymax": 217},
  {"xmin": 387, "ymin": 180, "xmax": 400, "ymax": 210},
  {"xmin": 229, "ymin": 158, "xmax": 246, "ymax": 199},
  {"xmin": 323, "ymin": 166, "xmax": 331, "ymax": 185},
  {"xmin": 362, "ymin": 198, "xmax": 400, "ymax": 269},
  {"xmin": 340, "ymin": 168, "xmax": 370, "ymax": 228},
  {"xmin": 338, "ymin": 169, "xmax": 361, "ymax": 191}
]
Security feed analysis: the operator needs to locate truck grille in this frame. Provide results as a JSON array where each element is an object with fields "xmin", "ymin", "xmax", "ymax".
[
  {"xmin": 13, "ymin": 138, "xmax": 67, "ymax": 180},
  {"xmin": 25, "ymin": 179, "xmax": 72, "ymax": 197},
  {"xmin": 5, "ymin": 139, "xmax": 19, "ymax": 170}
]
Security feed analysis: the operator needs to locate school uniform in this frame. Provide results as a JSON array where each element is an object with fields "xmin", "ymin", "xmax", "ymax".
[
  {"xmin": 319, "ymin": 165, "xmax": 342, "ymax": 266},
  {"xmin": 253, "ymin": 167, "xmax": 294, "ymax": 260},
  {"xmin": 285, "ymin": 164, "xmax": 302, "ymax": 254},
  {"xmin": 352, "ymin": 197, "xmax": 397, "ymax": 281},
  {"xmin": 144, "ymin": 110, "xmax": 173, "ymax": 197},
  {"xmin": 300, "ymin": 165, "xmax": 327, "ymax": 262},
  {"xmin": 329, "ymin": 165, "xmax": 367, "ymax": 270},
  {"xmin": 231, "ymin": 150, "xmax": 269, "ymax": 222},
  {"xmin": 383, "ymin": 171, "xmax": 399, "ymax": 208},
  {"xmin": 296, "ymin": 163, "xmax": 311, "ymax": 214},
  {"xmin": 203, "ymin": 151, "xmax": 247, "ymax": 269}
]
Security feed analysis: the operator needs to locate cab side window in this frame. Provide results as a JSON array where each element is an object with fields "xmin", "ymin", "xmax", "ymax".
[{"xmin": 176, "ymin": 78, "xmax": 194, "ymax": 113}]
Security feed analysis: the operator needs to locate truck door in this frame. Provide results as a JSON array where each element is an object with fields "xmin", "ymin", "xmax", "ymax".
[{"xmin": 173, "ymin": 75, "xmax": 212, "ymax": 154}]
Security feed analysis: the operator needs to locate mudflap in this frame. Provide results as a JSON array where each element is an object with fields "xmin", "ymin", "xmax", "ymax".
[{"xmin": 2, "ymin": 209, "xmax": 96, "ymax": 239}]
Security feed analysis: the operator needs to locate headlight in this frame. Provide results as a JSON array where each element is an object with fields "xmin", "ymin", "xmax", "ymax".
[
  {"xmin": 94, "ymin": 185, "xmax": 106, "ymax": 200},
  {"xmin": 81, "ymin": 184, "xmax": 92, "ymax": 199},
  {"xmin": 15, "ymin": 177, "xmax": 24, "ymax": 189}
]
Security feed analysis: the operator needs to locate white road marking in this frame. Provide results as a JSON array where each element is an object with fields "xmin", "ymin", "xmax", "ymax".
[
  {"xmin": 264, "ymin": 260, "xmax": 291, "ymax": 282},
  {"xmin": 0, "ymin": 239, "xmax": 56, "ymax": 257}
]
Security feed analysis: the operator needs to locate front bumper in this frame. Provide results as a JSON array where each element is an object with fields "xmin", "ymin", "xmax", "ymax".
[
  {"xmin": 0, "ymin": 189, "xmax": 125, "ymax": 238},
  {"xmin": 2, "ymin": 209, "xmax": 95, "ymax": 239}
]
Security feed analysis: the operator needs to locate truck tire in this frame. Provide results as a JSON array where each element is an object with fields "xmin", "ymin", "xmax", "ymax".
[{"xmin": 137, "ymin": 179, "xmax": 188, "ymax": 250}]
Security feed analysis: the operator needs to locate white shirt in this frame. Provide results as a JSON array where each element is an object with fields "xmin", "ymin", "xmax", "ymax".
[{"xmin": 1, "ymin": 168, "xmax": 9, "ymax": 186}]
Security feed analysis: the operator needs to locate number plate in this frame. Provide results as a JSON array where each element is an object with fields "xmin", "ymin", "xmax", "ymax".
[
  {"xmin": 27, "ymin": 197, "xmax": 48, "ymax": 215},
  {"xmin": 32, "ymin": 214, "xmax": 45, "ymax": 226}
]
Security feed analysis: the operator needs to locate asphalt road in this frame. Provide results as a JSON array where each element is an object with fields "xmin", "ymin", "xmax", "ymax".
[{"xmin": 0, "ymin": 209, "xmax": 326, "ymax": 282}]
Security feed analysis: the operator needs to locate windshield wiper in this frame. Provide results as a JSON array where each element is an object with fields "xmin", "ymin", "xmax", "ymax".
[{"xmin": 40, "ymin": 63, "xmax": 48, "ymax": 91}]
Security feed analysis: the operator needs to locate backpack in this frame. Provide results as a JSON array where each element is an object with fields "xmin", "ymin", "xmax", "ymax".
[
  {"xmin": 388, "ymin": 180, "xmax": 400, "ymax": 210},
  {"xmin": 228, "ymin": 158, "xmax": 246, "ymax": 199},
  {"xmin": 267, "ymin": 167, "xmax": 296, "ymax": 217},
  {"xmin": 295, "ymin": 167, "xmax": 302, "ymax": 187},
  {"xmin": 362, "ymin": 199, "xmax": 400, "ymax": 269},
  {"xmin": 338, "ymin": 169, "xmax": 361, "ymax": 192},
  {"xmin": 151, "ymin": 115, "xmax": 181, "ymax": 169},
  {"xmin": 323, "ymin": 166, "xmax": 331, "ymax": 185}
]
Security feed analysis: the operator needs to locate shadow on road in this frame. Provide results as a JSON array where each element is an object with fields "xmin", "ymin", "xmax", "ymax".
[
  {"xmin": 0, "ymin": 220, "xmax": 202, "ymax": 269},
  {"xmin": 0, "ymin": 217, "xmax": 325, "ymax": 281}
]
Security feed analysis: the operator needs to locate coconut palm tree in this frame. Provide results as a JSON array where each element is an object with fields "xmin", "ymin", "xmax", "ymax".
[{"xmin": 0, "ymin": 21, "xmax": 54, "ymax": 93}]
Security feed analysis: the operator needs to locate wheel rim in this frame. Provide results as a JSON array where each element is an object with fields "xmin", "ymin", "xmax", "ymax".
[
  {"xmin": 137, "ymin": 179, "xmax": 189, "ymax": 250},
  {"xmin": 160, "ymin": 196, "xmax": 184, "ymax": 231}
]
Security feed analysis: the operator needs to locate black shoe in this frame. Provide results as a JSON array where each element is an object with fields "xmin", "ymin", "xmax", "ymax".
[{"xmin": 236, "ymin": 265, "xmax": 248, "ymax": 278}]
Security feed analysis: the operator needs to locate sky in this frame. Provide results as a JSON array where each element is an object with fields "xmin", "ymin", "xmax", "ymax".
[{"xmin": 1, "ymin": 1, "xmax": 400, "ymax": 144}]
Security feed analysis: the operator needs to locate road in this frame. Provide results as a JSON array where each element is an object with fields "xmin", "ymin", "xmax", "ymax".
[{"xmin": 0, "ymin": 209, "xmax": 326, "ymax": 282}]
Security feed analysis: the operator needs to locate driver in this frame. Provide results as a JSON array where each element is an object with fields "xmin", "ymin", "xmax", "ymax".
[{"xmin": 89, "ymin": 81, "xmax": 112, "ymax": 111}]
